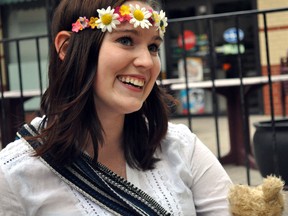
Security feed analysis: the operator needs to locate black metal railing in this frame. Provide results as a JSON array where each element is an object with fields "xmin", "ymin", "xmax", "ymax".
[
  {"xmin": 0, "ymin": 34, "xmax": 48, "ymax": 146},
  {"xmin": 158, "ymin": 7, "xmax": 288, "ymax": 185}
]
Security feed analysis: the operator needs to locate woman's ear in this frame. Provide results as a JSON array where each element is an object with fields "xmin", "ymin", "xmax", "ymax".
[{"xmin": 54, "ymin": 31, "xmax": 71, "ymax": 60}]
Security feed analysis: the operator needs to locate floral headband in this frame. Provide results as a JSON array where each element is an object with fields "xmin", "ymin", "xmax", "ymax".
[{"xmin": 72, "ymin": 4, "xmax": 168, "ymax": 38}]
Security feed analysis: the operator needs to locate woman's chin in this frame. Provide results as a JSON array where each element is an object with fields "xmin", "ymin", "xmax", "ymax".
[{"xmin": 122, "ymin": 103, "xmax": 144, "ymax": 114}]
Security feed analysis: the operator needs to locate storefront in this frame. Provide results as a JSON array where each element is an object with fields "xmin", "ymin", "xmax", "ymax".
[{"xmin": 162, "ymin": 0, "xmax": 264, "ymax": 115}]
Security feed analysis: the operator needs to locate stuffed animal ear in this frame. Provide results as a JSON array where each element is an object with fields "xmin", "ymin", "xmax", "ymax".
[
  {"xmin": 262, "ymin": 175, "xmax": 285, "ymax": 202},
  {"xmin": 228, "ymin": 176, "xmax": 286, "ymax": 216}
]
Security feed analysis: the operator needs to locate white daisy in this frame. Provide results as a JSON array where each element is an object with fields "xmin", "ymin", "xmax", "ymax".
[
  {"xmin": 157, "ymin": 10, "xmax": 168, "ymax": 38},
  {"xmin": 129, "ymin": 4, "xmax": 152, "ymax": 29},
  {"xmin": 96, "ymin": 6, "xmax": 120, "ymax": 32}
]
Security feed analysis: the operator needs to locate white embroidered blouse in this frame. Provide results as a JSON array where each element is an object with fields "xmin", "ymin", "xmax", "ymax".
[{"xmin": 0, "ymin": 117, "xmax": 232, "ymax": 215}]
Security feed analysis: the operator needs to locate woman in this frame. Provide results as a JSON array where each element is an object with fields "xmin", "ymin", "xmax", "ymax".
[{"xmin": 0, "ymin": 0, "xmax": 232, "ymax": 215}]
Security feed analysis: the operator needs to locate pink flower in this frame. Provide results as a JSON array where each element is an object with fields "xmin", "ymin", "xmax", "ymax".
[
  {"xmin": 72, "ymin": 21, "xmax": 82, "ymax": 32},
  {"xmin": 72, "ymin": 17, "xmax": 89, "ymax": 32},
  {"xmin": 115, "ymin": 5, "xmax": 131, "ymax": 22}
]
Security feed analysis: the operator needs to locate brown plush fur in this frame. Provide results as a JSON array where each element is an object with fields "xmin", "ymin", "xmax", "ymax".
[{"xmin": 228, "ymin": 176, "xmax": 285, "ymax": 216}]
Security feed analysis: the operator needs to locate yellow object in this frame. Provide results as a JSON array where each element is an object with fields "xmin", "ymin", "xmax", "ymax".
[{"xmin": 228, "ymin": 175, "xmax": 285, "ymax": 216}]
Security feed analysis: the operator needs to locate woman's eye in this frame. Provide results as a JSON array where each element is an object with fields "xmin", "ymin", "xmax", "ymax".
[
  {"xmin": 148, "ymin": 44, "xmax": 160, "ymax": 53},
  {"xmin": 116, "ymin": 37, "xmax": 133, "ymax": 46}
]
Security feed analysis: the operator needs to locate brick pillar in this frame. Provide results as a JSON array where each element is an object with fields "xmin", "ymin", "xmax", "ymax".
[
  {"xmin": 257, "ymin": 0, "xmax": 288, "ymax": 116},
  {"xmin": 262, "ymin": 64, "xmax": 285, "ymax": 115},
  {"xmin": 280, "ymin": 57, "xmax": 288, "ymax": 115},
  {"xmin": 0, "ymin": 10, "xmax": 7, "ymax": 91}
]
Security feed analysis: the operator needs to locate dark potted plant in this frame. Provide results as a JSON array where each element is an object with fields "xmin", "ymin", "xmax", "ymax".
[{"xmin": 253, "ymin": 118, "xmax": 288, "ymax": 185}]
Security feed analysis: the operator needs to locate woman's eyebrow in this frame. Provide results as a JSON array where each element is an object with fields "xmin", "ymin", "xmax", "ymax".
[
  {"xmin": 112, "ymin": 29, "xmax": 163, "ymax": 42},
  {"xmin": 153, "ymin": 35, "xmax": 163, "ymax": 42},
  {"xmin": 112, "ymin": 29, "xmax": 139, "ymax": 35}
]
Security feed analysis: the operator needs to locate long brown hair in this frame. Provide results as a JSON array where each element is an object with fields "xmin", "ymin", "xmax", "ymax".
[{"xmin": 36, "ymin": 0, "xmax": 172, "ymax": 170}]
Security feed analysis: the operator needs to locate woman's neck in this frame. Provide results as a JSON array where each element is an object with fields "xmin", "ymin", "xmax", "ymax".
[
  {"xmin": 89, "ymin": 111, "xmax": 127, "ymax": 178},
  {"xmin": 100, "ymin": 111, "xmax": 125, "ymax": 146}
]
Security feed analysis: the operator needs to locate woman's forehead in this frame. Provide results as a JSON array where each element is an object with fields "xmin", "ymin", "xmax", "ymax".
[
  {"xmin": 112, "ymin": 22, "xmax": 160, "ymax": 38},
  {"xmin": 124, "ymin": 1, "xmax": 152, "ymax": 9}
]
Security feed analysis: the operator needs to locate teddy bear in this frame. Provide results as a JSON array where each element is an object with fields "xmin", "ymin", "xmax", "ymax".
[{"xmin": 228, "ymin": 175, "xmax": 285, "ymax": 216}]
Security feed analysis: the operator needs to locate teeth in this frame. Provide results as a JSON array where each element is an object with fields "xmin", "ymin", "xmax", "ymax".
[{"xmin": 118, "ymin": 76, "xmax": 145, "ymax": 88}]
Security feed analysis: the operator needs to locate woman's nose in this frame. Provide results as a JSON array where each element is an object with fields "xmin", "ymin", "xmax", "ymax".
[{"xmin": 133, "ymin": 47, "xmax": 154, "ymax": 69}]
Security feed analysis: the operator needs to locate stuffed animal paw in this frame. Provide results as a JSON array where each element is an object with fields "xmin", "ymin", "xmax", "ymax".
[{"xmin": 228, "ymin": 175, "xmax": 285, "ymax": 216}]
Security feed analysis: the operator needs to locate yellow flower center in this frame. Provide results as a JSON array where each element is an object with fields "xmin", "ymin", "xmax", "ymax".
[
  {"xmin": 153, "ymin": 12, "xmax": 160, "ymax": 23},
  {"xmin": 101, "ymin": 14, "xmax": 113, "ymax": 25},
  {"xmin": 134, "ymin": 9, "xmax": 144, "ymax": 21},
  {"xmin": 120, "ymin": 5, "xmax": 130, "ymax": 15}
]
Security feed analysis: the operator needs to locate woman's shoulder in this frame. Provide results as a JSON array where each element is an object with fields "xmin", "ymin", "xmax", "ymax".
[
  {"xmin": 167, "ymin": 122, "xmax": 195, "ymax": 136},
  {"xmin": 164, "ymin": 122, "xmax": 198, "ymax": 148},
  {"xmin": 161, "ymin": 122, "xmax": 216, "ymax": 165},
  {"xmin": 0, "ymin": 138, "xmax": 36, "ymax": 173},
  {"xmin": 0, "ymin": 116, "xmax": 45, "ymax": 173},
  {"xmin": 159, "ymin": 122, "xmax": 199, "ymax": 162},
  {"xmin": 0, "ymin": 119, "xmax": 83, "ymax": 215}
]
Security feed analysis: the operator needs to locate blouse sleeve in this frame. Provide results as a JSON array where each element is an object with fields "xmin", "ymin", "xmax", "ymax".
[
  {"xmin": 0, "ymin": 167, "xmax": 25, "ymax": 215},
  {"xmin": 180, "ymin": 124, "xmax": 232, "ymax": 215}
]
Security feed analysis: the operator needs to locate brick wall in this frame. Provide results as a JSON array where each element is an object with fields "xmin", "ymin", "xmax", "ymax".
[
  {"xmin": 261, "ymin": 65, "xmax": 287, "ymax": 115},
  {"xmin": 257, "ymin": 0, "xmax": 288, "ymax": 115},
  {"xmin": 0, "ymin": 11, "xmax": 6, "ymax": 90}
]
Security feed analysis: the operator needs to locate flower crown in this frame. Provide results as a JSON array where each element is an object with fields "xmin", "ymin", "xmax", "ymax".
[{"xmin": 72, "ymin": 4, "xmax": 168, "ymax": 38}]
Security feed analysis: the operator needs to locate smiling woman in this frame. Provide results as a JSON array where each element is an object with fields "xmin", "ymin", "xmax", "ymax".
[{"xmin": 0, "ymin": 0, "xmax": 232, "ymax": 215}]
